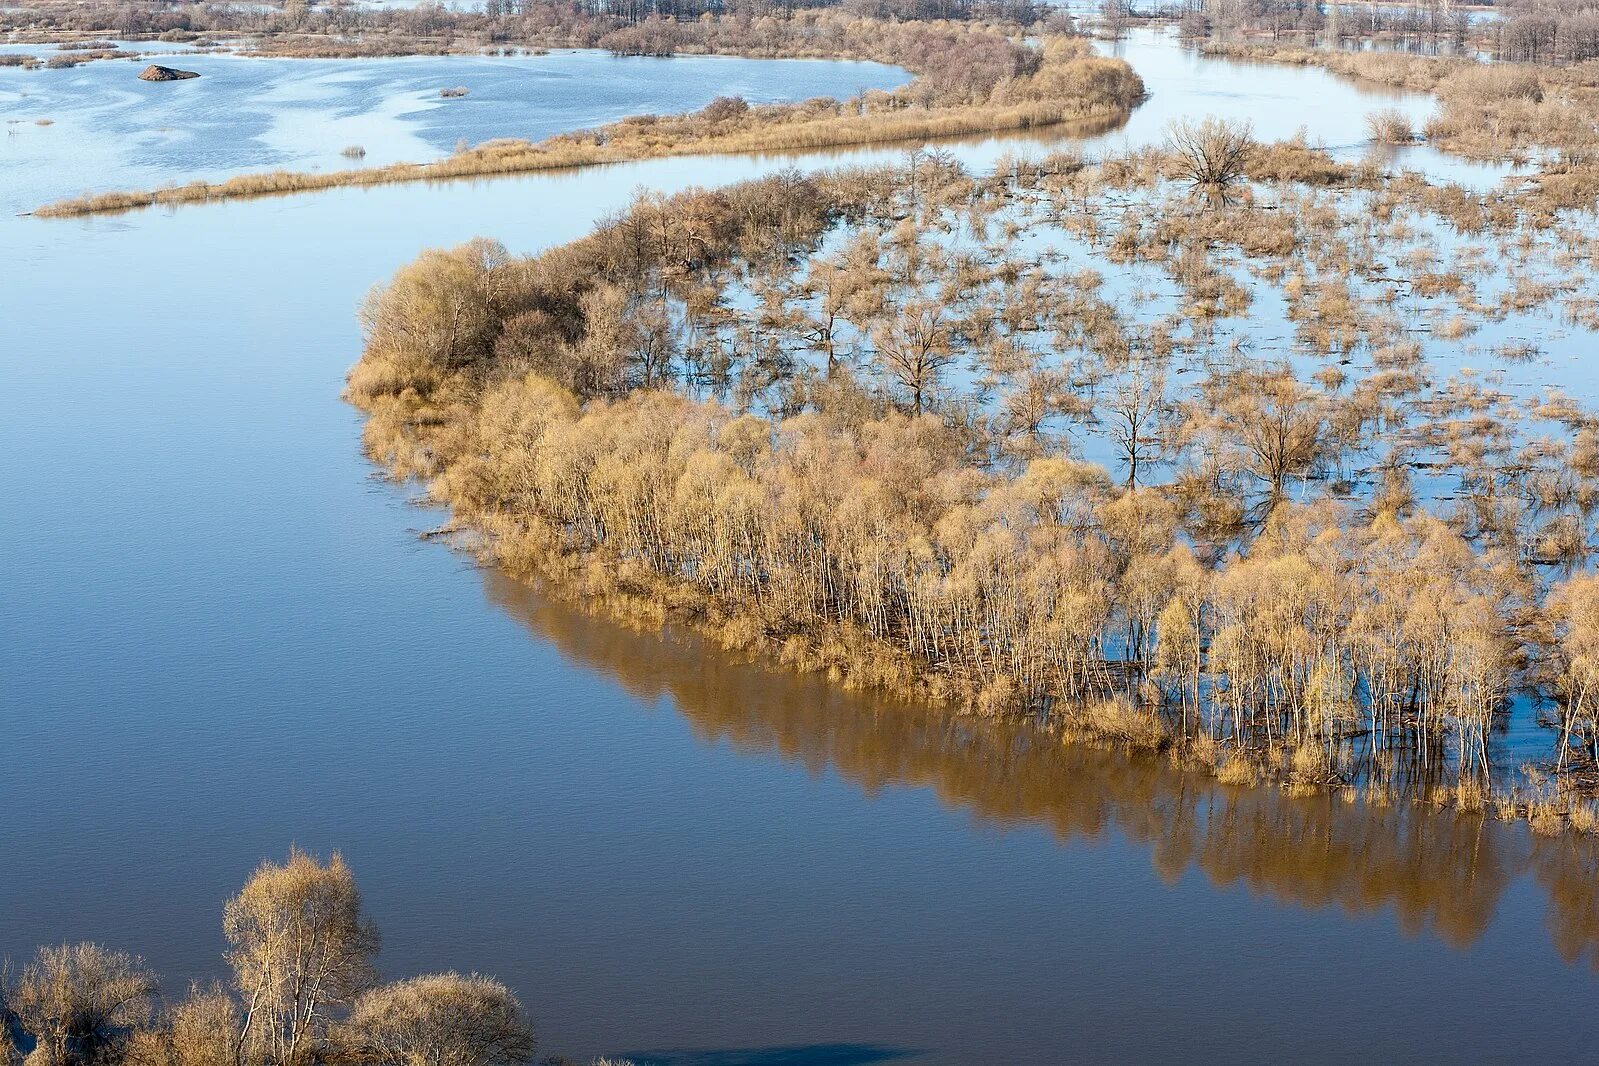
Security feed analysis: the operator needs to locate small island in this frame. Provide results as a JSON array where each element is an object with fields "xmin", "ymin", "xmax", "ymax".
[{"xmin": 136, "ymin": 63, "xmax": 199, "ymax": 81}]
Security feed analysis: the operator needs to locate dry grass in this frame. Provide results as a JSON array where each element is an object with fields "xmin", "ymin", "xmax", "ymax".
[
  {"xmin": 1530, "ymin": 800, "xmax": 1566, "ymax": 836},
  {"xmin": 1366, "ymin": 107, "xmax": 1414, "ymax": 145},
  {"xmin": 1453, "ymin": 777, "xmax": 1488, "ymax": 814},
  {"xmin": 1215, "ymin": 755, "xmax": 1261, "ymax": 787},
  {"xmin": 1074, "ymin": 697, "xmax": 1169, "ymax": 750}
]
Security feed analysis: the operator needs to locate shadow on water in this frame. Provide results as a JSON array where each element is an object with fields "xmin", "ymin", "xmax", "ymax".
[
  {"xmin": 481, "ymin": 567, "xmax": 1599, "ymax": 967},
  {"xmin": 617, "ymin": 1044, "xmax": 919, "ymax": 1066}
]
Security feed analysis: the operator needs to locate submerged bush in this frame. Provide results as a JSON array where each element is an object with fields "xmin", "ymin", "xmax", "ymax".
[{"xmin": 1366, "ymin": 107, "xmax": 1414, "ymax": 144}]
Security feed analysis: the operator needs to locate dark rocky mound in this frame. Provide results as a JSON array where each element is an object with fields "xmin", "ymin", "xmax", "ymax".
[{"xmin": 138, "ymin": 64, "xmax": 200, "ymax": 82}]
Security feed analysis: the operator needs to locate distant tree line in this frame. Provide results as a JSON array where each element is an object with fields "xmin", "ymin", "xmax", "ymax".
[{"xmin": 1, "ymin": 0, "xmax": 1053, "ymax": 47}]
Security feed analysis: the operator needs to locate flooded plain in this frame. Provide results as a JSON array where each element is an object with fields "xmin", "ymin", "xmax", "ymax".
[{"xmin": 3, "ymin": 28, "xmax": 1597, "ymax": 1065}]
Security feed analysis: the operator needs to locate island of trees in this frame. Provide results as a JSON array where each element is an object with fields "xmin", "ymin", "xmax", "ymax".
[{"xmin": 342, "ymin": 86, "xmax": 1599, "ymax": 832}]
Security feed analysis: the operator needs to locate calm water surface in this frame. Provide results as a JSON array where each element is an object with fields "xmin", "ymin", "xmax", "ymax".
[{"xmin": 3, "ymin": 29, "xmax": 1595, "ymax": 1065}]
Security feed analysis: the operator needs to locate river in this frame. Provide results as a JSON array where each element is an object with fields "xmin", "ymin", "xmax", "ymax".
[{"xmin": 2, "ymin": 28, "xmax": 1594, "ymax": 1065}]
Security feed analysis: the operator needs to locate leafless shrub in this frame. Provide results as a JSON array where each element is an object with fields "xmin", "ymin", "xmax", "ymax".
[
  {"xmin": 1165, "ymin": 117, "xmax": 1254, "ymax": 199},
  {"xmin": 1366, "ymin": 107, "xmax": 1414, "ymax": 145},
  {"xmin": 8, "ymin": 943, "xmax": 157, "ymax": 1066}
]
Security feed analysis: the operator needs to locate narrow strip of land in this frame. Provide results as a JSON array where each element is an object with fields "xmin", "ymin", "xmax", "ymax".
[{"xmin": 31, "ymin": 25, "xmax": 1142, "ymax": 218}]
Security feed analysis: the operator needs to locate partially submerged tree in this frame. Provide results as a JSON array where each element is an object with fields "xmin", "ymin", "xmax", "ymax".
[
  {"xmin": 1165, "ymin": 117, "xmax": 1255, "ymax": 202},
  {"xmin": 870, "ymin": 300, "xmax": 955, "ymax": 414},
  {"xmin": 1212, "ymin": 370, "xmax": 1328, "ymax": 512},
  {"xmin": 1550, "ymin": 571, "xmax": 1599, "ymax": 771},
  {"xmin": 351, "ymin": 239, "xmax": 513, "ymax": 400},
  {"xmin": 1104, "ymin": 363, "xmax": 1169, "ymax": 488}
]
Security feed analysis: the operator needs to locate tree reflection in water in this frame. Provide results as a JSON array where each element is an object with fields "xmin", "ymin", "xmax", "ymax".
[{"xmin": 482, "ymin": 567, "xmax": 1599, "ymax": 967}]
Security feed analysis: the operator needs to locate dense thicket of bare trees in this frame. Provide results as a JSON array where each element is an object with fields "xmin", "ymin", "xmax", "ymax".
[
  {"xmin": 0, "ymin": 853, "xmax": 541, "ymax": 1066},
  {"xmin": 341, "ymin": 125, "xmax": 1599, "ymax": 828},
  {"xmin": 1491, "ymin": 0, "xmax": 1599, "ymax": 63},
  {"xmin": 1103, "ymin": 0, "xmax": 1599, "ymax": 65},
  {"xmin": 6, "ymin": 945, "xmax": 158, "ymax": 1066}
]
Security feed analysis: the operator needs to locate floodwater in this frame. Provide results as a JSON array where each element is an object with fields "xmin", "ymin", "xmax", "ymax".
[
  {"xmin": 3, "ymin": 28, "xmax": 1595, "ymax": 1065},
  {"xmin": 0, "ymin": 48, "xmax": 909, "ymax": 210}
]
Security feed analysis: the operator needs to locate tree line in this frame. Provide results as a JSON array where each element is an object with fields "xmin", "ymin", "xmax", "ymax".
[
  {"xmin": 1138, "ymin": 0, "xmax": 1599, "ymax": 65},
  {"xmin": 0, "ymin": 0, "xmax": 1054, "ymax": 53}
]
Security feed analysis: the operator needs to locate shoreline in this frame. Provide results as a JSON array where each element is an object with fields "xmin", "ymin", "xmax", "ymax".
[{"xmin": 28, "ymin": 28, "xmax": 1142, "ymax": 218}]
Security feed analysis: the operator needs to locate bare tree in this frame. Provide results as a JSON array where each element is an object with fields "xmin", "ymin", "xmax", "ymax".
[
  {"xmin": 1104, "ymin": 364, "xmax": 1168, "ymax": 488},
  {"xmin": 225, "ymin": 850, "xmax": 380, "ymax": 1066},
  {"xmin": 336, "ymin": 974, "xmax": 536, "ymax": 1066},
  {"xmin": 8, "ymin": 943, "xmax": 157, "ymax": 1066},
  {"xmin": 871, "ymin": 300, "xmax": 955, "ymax": 414},
  {"xmin": 1165, "ymin": 117, "xmax": 1254, "ymax": 201},
  {"xmin": 1551, "ymin": 572, "xmax": 1599, "ymax": 771},
  {"xmin": 1215, "ymin": 370, "xmax": 1326, "ymax": 509}
]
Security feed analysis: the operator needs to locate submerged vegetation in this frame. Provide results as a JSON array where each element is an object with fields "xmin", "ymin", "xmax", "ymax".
[
  {"xmin": 1205, "ymin": 42, "xmax": 1599, "ymax": 164},
  {"xmin": 0, "ymin": 851, "xmax": 562, "ymax": 1066},
  {"xmin": 345, "ymin": 117, "xmax": 1599, "ymax": 830},
  {"xmin": 1164, "ymin": 0, "xmax": 1599, "ymax": 67},
  {"xmin": 28, "ymin": 13, "xmax": 1141, "ymax": 218}
]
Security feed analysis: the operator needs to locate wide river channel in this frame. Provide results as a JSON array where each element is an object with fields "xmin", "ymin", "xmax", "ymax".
[{"xmin": 3, "ymin": 27, "xmax": 1595, "ymax": 1065}]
